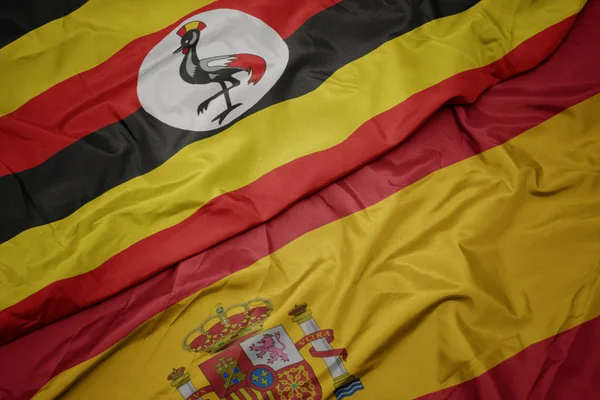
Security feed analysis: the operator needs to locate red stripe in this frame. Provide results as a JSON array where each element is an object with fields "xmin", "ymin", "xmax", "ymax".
[
  {"xmin": 418, "ymin": 315, "xmax": 600, "ymax": 400},
  {"xmin": 243, "ymin": 388, "xmax": 259, "ymax": 400},
  {"xmin": 0, "ymin": 7, "xmax": 597, "ymax": 397},
  {"xmin": 0, "ymin": 7, "xmax": 589, "ymax": 345},
  {"xmin": 0, "ymin": 0, "xmax": 339, "ymax": 177}
]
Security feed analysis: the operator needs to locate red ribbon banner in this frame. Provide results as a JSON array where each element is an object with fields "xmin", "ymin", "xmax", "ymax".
[
  {"xmin": 190, "ymin": 385, "xmax": 214, "ymax": 399},
  {"xmin": 295, "ymin": 329, "xmax": 348, "ymax": 361}
]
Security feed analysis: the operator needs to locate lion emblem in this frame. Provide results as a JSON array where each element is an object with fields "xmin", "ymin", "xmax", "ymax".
[{"xmin": 249, "ymin": 331, "xmax": 289, "ymax": 364}]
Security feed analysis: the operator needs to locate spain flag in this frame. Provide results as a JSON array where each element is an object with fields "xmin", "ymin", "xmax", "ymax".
[{"xmin": 1, "ymin": 0, "xmax": 599, "ymax": 399}]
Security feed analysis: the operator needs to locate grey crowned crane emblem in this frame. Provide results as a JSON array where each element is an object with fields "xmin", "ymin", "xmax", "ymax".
[{"xmin": 173, "ymin": 21, "xmax": 267, "ymax": 125}]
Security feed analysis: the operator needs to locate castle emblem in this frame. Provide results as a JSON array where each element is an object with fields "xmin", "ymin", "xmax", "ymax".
[
  {"xmin": 215, "ymin": 357, "xmax": 246, "ymax": 389},
  {"xmin": 167, "ymin": 298, "xmax": 364, "ymax": 399}
]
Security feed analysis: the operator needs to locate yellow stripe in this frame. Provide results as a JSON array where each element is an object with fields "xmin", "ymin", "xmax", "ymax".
[
  {"xmin": 0, "ymin": 0, "xmax": 216, "ymax": 116},
  {"xmin": 266, "ymin": 392, "xmax": 275, "ymax": 400},
  {"xmin": 251, "ymin": 388, "xmax": 265, "ymax": 399},
  {"xmin": 0, "ymin": 0, "xmax": 585, "ymax": 311},
  {"xmin": 230, "ymin": 393, "xmax": 241, "ymax": 400},
  {"xmin": 239, "ymin": 388, "xmax": 253, "ymax": 400},
  {"xmin": 32, "ymin": 94, "xmax": 600, "ymax": 399}
]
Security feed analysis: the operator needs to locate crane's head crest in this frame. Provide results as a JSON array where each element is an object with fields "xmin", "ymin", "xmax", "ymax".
[
  {"xmin": 176, "ymin": 21, "xmax": 207, "ymax": 37},
  {"xmin": 174, "ymin": 21, "xmax": 206, "ymax": 55}
]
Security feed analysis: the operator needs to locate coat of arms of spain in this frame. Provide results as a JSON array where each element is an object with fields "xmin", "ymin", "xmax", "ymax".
[{"xmin": 166, "ymin": 298, "xmax": 364, "ymax": 399}]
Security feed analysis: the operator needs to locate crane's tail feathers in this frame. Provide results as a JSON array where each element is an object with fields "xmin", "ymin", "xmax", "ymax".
[{"xmin": 228, "ymin": 54, "xmax": 267, "ymax": 85}]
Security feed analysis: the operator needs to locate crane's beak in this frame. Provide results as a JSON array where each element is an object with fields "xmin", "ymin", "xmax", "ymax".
[{"xmin": 173, "ymin": 45, "xmax": 184, "ymax": 54}]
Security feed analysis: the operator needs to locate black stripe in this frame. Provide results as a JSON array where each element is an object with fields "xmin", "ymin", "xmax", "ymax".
[
  {"xmin": 0, "ymin": 0, "xmax": 88, "ymax": 48},
  {"xmin": 0, "ymin": 0, "xmax": 479, "ymax": 243}
]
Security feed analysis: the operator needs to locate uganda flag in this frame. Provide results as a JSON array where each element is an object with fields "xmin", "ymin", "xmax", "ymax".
[{"xmin": 1, "ymin": 0, "xmax": 599, "ymax": 398}]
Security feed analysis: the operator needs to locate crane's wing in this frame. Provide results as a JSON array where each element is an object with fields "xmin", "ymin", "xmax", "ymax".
[{"xmin": 198, "ymin": 55, "xmax": 241, "ymax": 72}]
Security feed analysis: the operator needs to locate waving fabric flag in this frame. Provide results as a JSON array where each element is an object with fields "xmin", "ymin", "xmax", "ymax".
[
  {"xmin": 1, "ymin": 0, "xmax": 599, "ymax": 399},
  {"xmin": 0, "ymin": 0, "xmax": 587, "ymax": 345}
]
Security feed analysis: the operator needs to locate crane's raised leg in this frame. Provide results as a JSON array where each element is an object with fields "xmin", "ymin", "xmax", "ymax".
[
  {"xmin": 197, "ymin": 79, "xmax": 242, "ymax": 125},
  {"xmin": 197, "ymin": 85, "xmax": 227, "ymax": 115},
  {"xmin": 213, "ymin": 79, "xmax": 242, "ymax": 125}
]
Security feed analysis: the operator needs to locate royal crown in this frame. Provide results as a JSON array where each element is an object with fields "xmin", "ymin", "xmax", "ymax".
[
  {"xmin": 288, "ymin": 303, "xmax": 308, "ymax": 317},
  {"xmin": 167, "ymin": 367, "xmax": 186, "ymax": 381},
  {"xmin": 182, "ymin": 298, "xmax": 273, "ymax": 354},
  {"xmin": 167, "ymin": 366, "xmax": 193, "ymax": 390}
]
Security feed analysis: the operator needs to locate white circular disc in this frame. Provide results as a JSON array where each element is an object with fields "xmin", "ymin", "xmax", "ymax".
[{"xmin": 137, "ymin": 9, "xmax": 289, "ymax": 131}]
